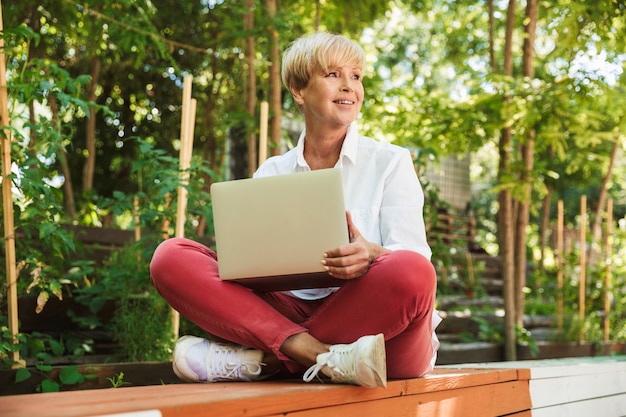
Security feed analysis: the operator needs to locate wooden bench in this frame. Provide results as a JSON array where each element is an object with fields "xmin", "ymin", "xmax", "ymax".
[
  {"xmin": 3, "ymin": 357, "xmax": 625, "ymax": 416},
  {"xmin": 1, "ymin": 367, "xmax": 530, "ymax": 417}
]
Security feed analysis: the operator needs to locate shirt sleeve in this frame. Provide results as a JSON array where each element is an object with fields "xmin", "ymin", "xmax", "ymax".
[{"xmin": 379, "ymin": 149, "xmax": 432, "ymax": 260}]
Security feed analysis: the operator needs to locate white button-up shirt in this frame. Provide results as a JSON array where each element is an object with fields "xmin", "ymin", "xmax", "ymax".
[
  {"xmin": 254, "ymin": 124, "xmax": 431, "ymax": 300},
  {"xmin": 255, "ymin": 124, "xmax": 442, "ymax": 369}
]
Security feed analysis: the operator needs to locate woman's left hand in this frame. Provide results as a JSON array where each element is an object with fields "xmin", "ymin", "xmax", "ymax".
[{"xmin": 321, "ymin": 211, "xmax": 388, "ymax": 280}]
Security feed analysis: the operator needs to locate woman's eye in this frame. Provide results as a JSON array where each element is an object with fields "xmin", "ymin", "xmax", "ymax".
[{"xmin": 326, "ymin": 72, "xmax": 338, "ymax": 77}]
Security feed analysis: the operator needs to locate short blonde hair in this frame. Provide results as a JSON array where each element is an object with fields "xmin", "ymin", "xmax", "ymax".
[{"xmin": 281, "ymin": 32, "xmax": 365, "ymax": 91}]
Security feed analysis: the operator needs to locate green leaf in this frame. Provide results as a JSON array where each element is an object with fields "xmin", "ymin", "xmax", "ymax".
[
  {"xmin": 36, "ymin": 351, "xmax": 53, "ymax": 364},
  {"xmin": 36, "ymin": 363, "xmax": 53, "ymax": 372},
  {"xmin": 59, "ymin": 366, "xmax": 84, "ymax": 385},
  {"xmin": 39, "ymin": 80, "xmax": 54, "ymax": 91},
  {"xmin": 49, "ymin": 280, "xmax": 64, "ymax": 300},
  {"xmin": 139, "ymin": 140, "xmax": 154, "ymax": 154},
  {"xmin": 49, "ymin": 339, "xmax": 65, "ymax": 357},
  {"xmin": 40, "ymin": 379, "xmax": 60, "ymax": 393},
  {"xmin": 38, "ymin": 223, "xmax": 58, "ymax": 239},
  {"xmin": 14, "ymin": 368, "xmax": 31, "ymax": 383}
]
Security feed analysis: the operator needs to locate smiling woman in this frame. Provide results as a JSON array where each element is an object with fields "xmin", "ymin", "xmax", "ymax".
[{"xmin": 150, "ymin": 31, "xmax": 441, "ymax": 389}]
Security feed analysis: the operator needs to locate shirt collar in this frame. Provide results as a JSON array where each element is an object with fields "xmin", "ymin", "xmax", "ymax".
[
  {"xmin": 340, "ymin": 124, "xmax": 359, "ymax": 166},
  {"xmin": 295, "ymin": 124, "xmax": 359, "ymax": 169}
]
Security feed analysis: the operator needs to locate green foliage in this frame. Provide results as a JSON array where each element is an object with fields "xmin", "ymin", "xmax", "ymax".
[
  {"xmin": 71, "ymin": 240, "xmax": 174, "ymax": 362},
  {"xmin": 8, "ymin": 331, "xmax": 97, "ymax": 393},
  {"xmin": 105, "ymin": 245, "xmax": 172, "ymax": 362},
  {"xmin": 1, "ymin": 21, "xmax": 210, "ymax": 368},
  {"xmin": 516, "ymin": 325, "xmax": 539, "ymax": 358},
  {"xmin": 473, "ymin": 316, "xmax": 504, "ymax": 344},
  {"xmin": 0, "ymin": 325, "xmax": 27, "ymax": 369},
  {"xmin": 108, "ymin": 371, "xmax": 132, "ymax": 388},
  {"xmin": 0, "ymin": 18, "xmax": 114, "ymax": 312},
  {"xmin": 525, "ymin": 218, "xmax": 626, "ymax": 344}
]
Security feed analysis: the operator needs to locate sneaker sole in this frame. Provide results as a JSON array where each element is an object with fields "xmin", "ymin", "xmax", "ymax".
[
  {"xmin": 172, "ymin": 335, "xmax": 205, "ymax": 382},
  {"xmin": 357, "ymin": 333, "xmax": 387, "ymax": 388}
]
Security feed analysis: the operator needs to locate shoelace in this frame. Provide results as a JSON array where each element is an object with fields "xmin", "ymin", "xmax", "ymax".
[
  {"xmin": 303, "ymin": 359, "xmax": 326, "ymax": 383},
  {"xmin": 207, "ymin": 344, "xmax": 264, "ymax": 382},
  {"xmin": 303, "ymin": 346, "xmax": 354, "ymax": 383}
]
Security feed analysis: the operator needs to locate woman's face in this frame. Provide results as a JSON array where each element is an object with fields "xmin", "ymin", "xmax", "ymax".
[{"xmin": 293, "ymin": 64, "xmax": 364, "ymax": 130}]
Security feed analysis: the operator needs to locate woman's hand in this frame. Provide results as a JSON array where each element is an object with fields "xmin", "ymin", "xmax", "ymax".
[{"xmin": 321, "ymin": 211, "xmax": 389, "ymax": 280}]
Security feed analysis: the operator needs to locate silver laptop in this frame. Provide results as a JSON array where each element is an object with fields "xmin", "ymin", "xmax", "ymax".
[{"xmin": 210, "ymin": 168, "xmax": 349, "ymax": 291}]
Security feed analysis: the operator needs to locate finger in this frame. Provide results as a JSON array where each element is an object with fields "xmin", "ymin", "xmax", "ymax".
[
  {"xmin": 346, "ymin": 211, "xmax": 361, "ymax": 242},
  {"xmin": 323, "ymin": 242, "xmax": 365, "ymax": 264},
  {"xmin": 324, "ymin": 261, "xmax": 369, "ymax": 280}
]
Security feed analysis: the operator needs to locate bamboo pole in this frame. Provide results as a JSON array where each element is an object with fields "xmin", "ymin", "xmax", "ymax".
[
  {"xmin": 161, "ymin": 192, "xmax": 171, "ymax": 239},
  {"xmin": 258, "ymin": 101, "xmax": 268, "ymax": 166},
  {"xmin": 0, "ymin": 0, "xmax": 20, "ymax": 365},
  {"xmin": 175, "ymin": 75, "xmax": 194, "ymax": 239},
  {"xmin": 172, "ymin": 75, "xmax": 196, "ymax": 339},
  {"xmin": 174, "ymin": 97, "xmax": 196, "ymax": 238},
  {"xmin": 133, "ymin": 196, "xmax": 141, "ymax": 242},
  {"xmin": 556, "ymin": 199, "xmax": 564, "ymax": 332},
  {"xmin": 579, "ymin": 195, "xmax": 586, "ymax": 342},
  {"xmin": 603, "ymin": 198, "xmax": 613, "ymax": 343}
]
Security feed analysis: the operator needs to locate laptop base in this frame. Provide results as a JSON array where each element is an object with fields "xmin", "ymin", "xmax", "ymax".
[{"xmin": 225, "ymin": 272, "xmax": 346, "ymax": 292}]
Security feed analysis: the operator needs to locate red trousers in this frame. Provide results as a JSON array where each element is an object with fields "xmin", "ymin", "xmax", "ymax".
[{"xmin": 150, "ymin": 237, "xmax": 437, "ymax": 378}]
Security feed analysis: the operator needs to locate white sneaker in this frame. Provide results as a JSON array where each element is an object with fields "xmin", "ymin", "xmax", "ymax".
[
  {"xmin": 173, "ymin": 335, "xmax": 265, "ymax": 382},
  {"xmin": 303, "ymin": 333, "xmax": 387, "ymax": 388}
]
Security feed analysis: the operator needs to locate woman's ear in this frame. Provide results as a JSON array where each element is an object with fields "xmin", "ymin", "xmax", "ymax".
[{"xmin": 290, "ymin": 85, "xmax": 305, "ymax": 106}]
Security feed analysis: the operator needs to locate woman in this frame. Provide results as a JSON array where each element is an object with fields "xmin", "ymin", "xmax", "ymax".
[{"xmin": 150, "ymin": 32, "xmax": 440, "ymax": 388}]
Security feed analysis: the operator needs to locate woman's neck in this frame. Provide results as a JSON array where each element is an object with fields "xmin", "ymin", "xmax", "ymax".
[{"xmin": 303, "ymin": 128, "xmax": 347, "ymax": 170}]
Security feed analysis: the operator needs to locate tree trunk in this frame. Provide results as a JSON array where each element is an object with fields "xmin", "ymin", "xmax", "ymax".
[
  {"xmin": 514, "ymin": 137, "xmax": 534, "ymax": 326},
  {"xmin": 49, "ymin": 96, "xmax": 76, "ymax": 220},
  {"xmin": 266, "ymin": 0, "xmax": 282, "ymax": 156},
  {"xmin": 589, "ymin": 135, "xmax": 621, "ymax": 266},
  {"xmin": 499, "ymin": 144, "xmax": 516, "ymax": 360},
  {"xmin": 83, "ymin": 55, "xmax": 101, "ymax": 193},
  {"xmin": 513, "ymin": 0, "xmax": 538, "ymax": 327},
  {"xmin": 314, "ymin": 1, "xmax": 321, "ymax": 30},
  {"xmin": 487, "ymin": 0, "xmax": 496, "ymax": 72},
  {"xmin": 539, "ymin": 182, "xmax": 553, "ymax": 272},
  {"xmin": 244, "ymin": 0, "xmax": 257, "ymax": 177},
  {"xmin": 196, "ymin": 36, "xmax": 220, "ymax": 238},
  {"xmin": 500, "ymin": 0, "xmax": 517, "ymax": 361}
]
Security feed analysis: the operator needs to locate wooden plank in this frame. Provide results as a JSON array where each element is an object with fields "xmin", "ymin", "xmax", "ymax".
[
  {"xmin": 525, "ymin": 356, "xmax": 626, "ymax": 379},
  {"xmin": 261, "ymin": 381, "xmax": 530, "ymax": 417},
  {"xmin": 445, "ymin": 356, "xmax": 626, "ymax": 415},
  {"xmin": 531, "ymin": 393, "xmax": 626, "ymax": 417},
  {"xmin": 444, "ymin": 356, "xmax": 626, "ymax": 379},
  {"xmin": 92, "ymin": 412, "xmax": 163, "ymax": 417},
  {"xmin": 0, "ymin": 368, "xmax": 527, "ymax": 417},
  {"xmin": 63, "ymin": 225, "xmax": 136, "ymax": 246},
  {"xmin": 529, "ymin": 365, "xmax": 626, "ymax": 408},
  {"xmin": 415, "ymin": 367, "xmax": 524, "ymax": 393}
]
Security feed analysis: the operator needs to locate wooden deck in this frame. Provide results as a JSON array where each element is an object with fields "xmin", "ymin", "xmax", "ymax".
[{"xmin": 1, "ymin": 357, "xmax": 624, "ymax": 417}]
